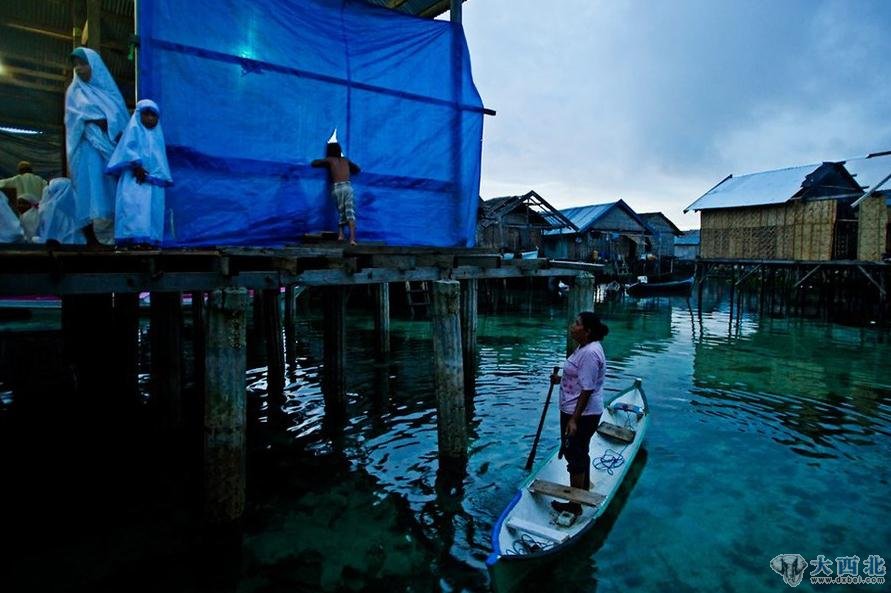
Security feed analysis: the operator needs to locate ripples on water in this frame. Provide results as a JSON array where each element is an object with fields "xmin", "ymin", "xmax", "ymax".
[
  {"xmin": 233, "ymin": 289, "xmax": 891, "ymax": 593},
  {"xmin": 1, "ymin": 286, "xmax": 889, "ymax": 592}
]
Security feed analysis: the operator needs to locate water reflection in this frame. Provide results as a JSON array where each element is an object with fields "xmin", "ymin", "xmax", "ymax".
[{"xmin": 1, "ymin": 284, "xmax": 889, "ymax": 593}]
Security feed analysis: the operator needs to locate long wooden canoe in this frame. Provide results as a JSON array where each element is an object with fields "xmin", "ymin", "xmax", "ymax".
[{"xmin": 486, "ymin": 379, "xmax": 650, "ymax": 592}]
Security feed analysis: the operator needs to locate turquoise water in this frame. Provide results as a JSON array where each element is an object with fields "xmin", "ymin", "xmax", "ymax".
[
  {"xmin": 1, "ymin": 287, "xmax": 889, "ymax": 592},
  {"xmin": 238, "ymin": 290, "xmax": 890, "ymax": 592}
]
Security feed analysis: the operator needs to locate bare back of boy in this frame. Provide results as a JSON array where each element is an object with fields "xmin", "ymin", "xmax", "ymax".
[{"xmin": 320, "ymin": 156, "xmax": 355, "ymax": 182}]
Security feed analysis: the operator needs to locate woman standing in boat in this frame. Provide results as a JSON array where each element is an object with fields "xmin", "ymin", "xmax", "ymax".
[{"xmin": 552, "ymin": 311, "xmax": 609, "ymax": 515}]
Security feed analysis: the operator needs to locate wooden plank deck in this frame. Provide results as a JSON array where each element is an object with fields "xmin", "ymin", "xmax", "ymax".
[{"xmin": 0, "ymin": 245, "xmax": 603, "ymax": 295}]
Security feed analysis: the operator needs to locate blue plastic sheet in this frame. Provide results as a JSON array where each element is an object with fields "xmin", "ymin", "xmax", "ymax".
[{"xmin": 138, "ymin": 0, "xmax": 484, "ymax": 247}]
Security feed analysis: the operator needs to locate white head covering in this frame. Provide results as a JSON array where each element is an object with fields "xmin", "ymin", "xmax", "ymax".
[
  {"xmin": 0, "ymin": 198, "xmax": 25, "ymax": 243},
  {"xmin": 64, "ymin": 47, "xmax": 129, "ymax": 162},
  {"xmin": 106, "ymin": 99, "xmax": 173, "ymax": 186},
  {"xmin": 36, "ymin": 178, "xmax": 86, "ymax": 244}
]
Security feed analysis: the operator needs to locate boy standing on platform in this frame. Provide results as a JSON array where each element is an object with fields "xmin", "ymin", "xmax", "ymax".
[{"xmin": 312, "ymin": 142, "xmax": 360, "ymax": 245}]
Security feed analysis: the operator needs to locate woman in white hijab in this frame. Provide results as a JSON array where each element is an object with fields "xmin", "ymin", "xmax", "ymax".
[
  {"xmin": 35, "ymin": 178, "xmax": 86, "ymax": 245},
  {"xmin": 65, "ymin": 47, "xmax": 129, "ymax": 245},
  {"xmin": 106, "ymin": 99, "xmax": 172, "ymax": 245}
]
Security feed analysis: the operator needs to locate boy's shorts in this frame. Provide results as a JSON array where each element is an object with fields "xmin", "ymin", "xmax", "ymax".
[{"xmin": 332, "ymin": 181, "xmax": 356, "ymax": 225}]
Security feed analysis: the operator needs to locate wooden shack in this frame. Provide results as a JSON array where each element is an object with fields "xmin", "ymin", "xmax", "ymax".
[
  {"xmin": 674, "ymin": 229, "xmax": 700, "ymax": 261},
  {"xmin": 686, "ymin": 162, "xmax": 869, "ymax": 261},
  {"xmin": 476, "ymin": 191, "xmax": 576, "ymax": 255},
  {"xmin": 639, "ymin": 212, "xmax": 683, "ymax": 259},
  {"xmin": 540, "ymin": 199, "xmax": 651, "ymax": 268}
]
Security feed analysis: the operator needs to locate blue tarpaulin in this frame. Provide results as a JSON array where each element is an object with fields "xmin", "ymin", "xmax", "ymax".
[{"xmin": 138, "ymin": 0, "xmax": 484, "ymax": 247}]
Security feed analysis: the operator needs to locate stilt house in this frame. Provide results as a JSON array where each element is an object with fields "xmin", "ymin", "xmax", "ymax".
[
  {"xmin": 541, "ymin": 199, "xmax": 651, "ymax": 268},
  {"xmin": 476, "ymin": 190, "xmax": 577, "ymax": 255},
  {"xmin": 686, "ymin": 153, "xmax": 891, "ymax": 261},
  {"xmin": 674, "ymin": 229, "xmax": 700, "ymax": 261},
  {"xmin": 639, "ymin": 212, "xmax": 683, "ymax": 259}
]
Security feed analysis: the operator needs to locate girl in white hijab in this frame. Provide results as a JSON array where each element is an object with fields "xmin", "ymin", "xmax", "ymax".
[
  {"xmin": 106, "ymin": 99, "xmax": 172, "ymax": 245},
  {"xmin": 35, "ymin": 178, "xmax": 86, "ymax": 245},
  {"xmin": 65, "ymin": 47, "xmax": 129, "ymax": 245}
]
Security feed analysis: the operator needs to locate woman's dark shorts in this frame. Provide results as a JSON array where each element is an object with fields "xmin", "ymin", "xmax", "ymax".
[{"xmin": 560, "ymin": 411, "xmax": 601, "ymax": 475}]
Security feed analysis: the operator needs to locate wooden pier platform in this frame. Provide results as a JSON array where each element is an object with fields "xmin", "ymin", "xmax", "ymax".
[{"xmin": 0, "ymin": 244, "xmax": 600, "ymax": 295}]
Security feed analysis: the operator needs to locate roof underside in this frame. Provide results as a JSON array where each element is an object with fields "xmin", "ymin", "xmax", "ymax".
[{"xmin": 0, "ymin": 0, "xmax": 462, "ymax": 134}]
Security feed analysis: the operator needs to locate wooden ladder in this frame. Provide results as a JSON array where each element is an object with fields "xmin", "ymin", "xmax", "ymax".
[{"xmin": 404, "ymin": 280, "xmax": 430, "ymax": 317}]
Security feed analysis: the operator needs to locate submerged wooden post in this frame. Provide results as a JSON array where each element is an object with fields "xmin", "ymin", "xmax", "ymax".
[
  {"xmin": 112, "ymin": 292, "xmax": 140, "ymax": 409},
  {"xmin": 262, "ymin": 289, "xmax": 285, "ymax": 413},
  {"xmin": 191, "ymin": 291, "xmax": 206, "ymax": 405},
  {"xmin": 374, "ymin": 283, "xmax": 390, "ymax": 357},
  {"xmin": 432, "ymin": 280, "xmax": 467, "ymax": 460},
  {"xmin": 567, "ymin": 272, "xmax": 595, "ymax": 356},
  {"xmin": 322, "ymin": 286, "xmax": 346, "ymax": 417},
  {"xmin": 204, "ymin": 288, "xmax": 247, "ymax": 526},
  {"xmin": 151, "ymin": 292, "xmax": 184, "ymax": 430},
  {"xmin": 283, "ymin": 284, "xmax": 295, "ymax": 354},
  {"xmin": 460, "ymin": 279, "xmax": 478, "ymax": 392}
]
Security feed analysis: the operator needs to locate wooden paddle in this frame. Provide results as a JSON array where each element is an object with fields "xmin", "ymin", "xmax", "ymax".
[{"xmin": 524, "ymin": 366, "xmax": 561, "ymax": 470}]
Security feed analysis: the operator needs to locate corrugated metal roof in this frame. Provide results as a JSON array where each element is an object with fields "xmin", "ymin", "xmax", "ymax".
[
  {"xmin": 639, "ymin": 212, "xmax": 683, "ymax": 235},
  {"xmin": 543, "ymin": 203, "xmax": 612, "ymax": 236},
  {"xmin": 685, "ymin": 164, "xmax": 819, "ymax": 212},
  {"xmin": 843, "ymin": 152, "xmax": 891, "ymax": 194},
  {"xmin": 543, "ymin": 200, "xmax": 649, "ymax": 236}
]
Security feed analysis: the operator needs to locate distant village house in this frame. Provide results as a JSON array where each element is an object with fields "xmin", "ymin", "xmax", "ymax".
[
  {"xmin": 686, "ymin": 152, "xmax": 891, "ymax": 262},
  {"xmin": 540, "ymin": 199, "xmax": 651, "ymax": 272},
  {"xmin": 476, "ymin": 191, "xmax": 576, "ymax": 256}
]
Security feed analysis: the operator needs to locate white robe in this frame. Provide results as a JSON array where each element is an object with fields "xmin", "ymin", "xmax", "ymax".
[
  {"xmin": 0, "ymin": 199, "xmax": 25, "ymax": 243},
  {"xmin": 0, "ymin": 172, "xmax": 47, "ymax": 202},
  {"xmin": 106, "ymin": 99, "xmax": 172, "ymax": 244},
  {"xmin": 20, "ymin": 204, "xmax": 39, "ymax": 241},
  {"xmin": 35, "ymin": 178, "xmax": 86, "ymax": 245},
  {"xmin": 64, "ymin": 47, "xmax": 128, "ymax": 241}
]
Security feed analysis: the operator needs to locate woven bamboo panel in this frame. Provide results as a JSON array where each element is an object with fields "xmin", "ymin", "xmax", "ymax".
[
  {"xmin": 700, "ymin": 201, "xmax": 839, "ymax": 260},
  {"xmin": 857, "ymin": 196, "xmax": 888, "ymax": 261}
]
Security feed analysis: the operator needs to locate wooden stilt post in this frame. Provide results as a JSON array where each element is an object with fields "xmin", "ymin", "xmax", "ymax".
[
  {"xmin": 374, "ymin": 283, "xmax": 390, "ymax": 358},
  {"xmin": 112, "ymin": 292, "xmax": 140, "ymax": 411},
  {"xmin": 151, "ymin": 292, "xmax": 184, "ymax": 431},
  {"xmin": 284, "ymin": 285, "xmax": 296, "ymax": 368},
  {"xmin": 322, "ymin": 286, "xmax": 346, "ymax": 417},
  {"xmin": 204, "ymin": 288, "xmax": 248, "ymax": 527},
  {"xmin": 698, "ymin": 262, "xmax": 706, "ymax": 322},
  {"xmin": 567, "ymin": 272, "xmax": 595, "ymax": 356},
  {"xmin": 191, "ymin": 291, "xmax": 206, "ymax": 405},
  {"xmin": 251, "ymin": 291, "xmax": 267, "ymax": 360},
  {"xmin": 262, "ymin": 289, "xmax": 285, "ymax": 414},
  {"xmin": 460, "ymin": 279, "xmax": 478, "ymax": 398},
  {"xmin": 431, "ymin": 280, "xmax": 467, "ymax": 461}
]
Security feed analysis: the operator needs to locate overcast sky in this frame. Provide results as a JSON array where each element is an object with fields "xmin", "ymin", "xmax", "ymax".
[{"xmin": 455, "ymin": 0, "xmax": 891, "ymax": 229}]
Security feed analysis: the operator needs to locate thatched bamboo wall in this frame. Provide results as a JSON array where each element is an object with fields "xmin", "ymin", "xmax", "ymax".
[
  {"xmin": 856, "ymin": 195, "xmax": 889, "ymax": 262},
  {"xmin": 700, "ymin": 200, "xmax": 837, "ymax": 260}
]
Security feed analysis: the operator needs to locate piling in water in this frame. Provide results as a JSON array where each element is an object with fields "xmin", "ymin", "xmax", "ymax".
[
  {"xmin": 204, "ymin": 287, "xmax": 247, "ymax": 526},
  {"xmin": 323, "ymin": 286, "xmax": 346, "ymax": 417},
  {"xmin": 432, "ymin": 280, "xmax": 467, "ymax": 460},
  {"xmin": 151, "ymin": 292, "xmax": 184, "ymax": 431},
  {"xmin": 374, "ymin": 283, "xmax": 390, "ymax": 357}
]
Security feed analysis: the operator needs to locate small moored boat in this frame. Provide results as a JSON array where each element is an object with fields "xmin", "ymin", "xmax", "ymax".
[
  {"xmin": 486, "ymin": 379, "xmax": 650, "ymax": 592},
  {"xmin": 626, "ymin": 274, "xmax": 694, "ymax": 297}
]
